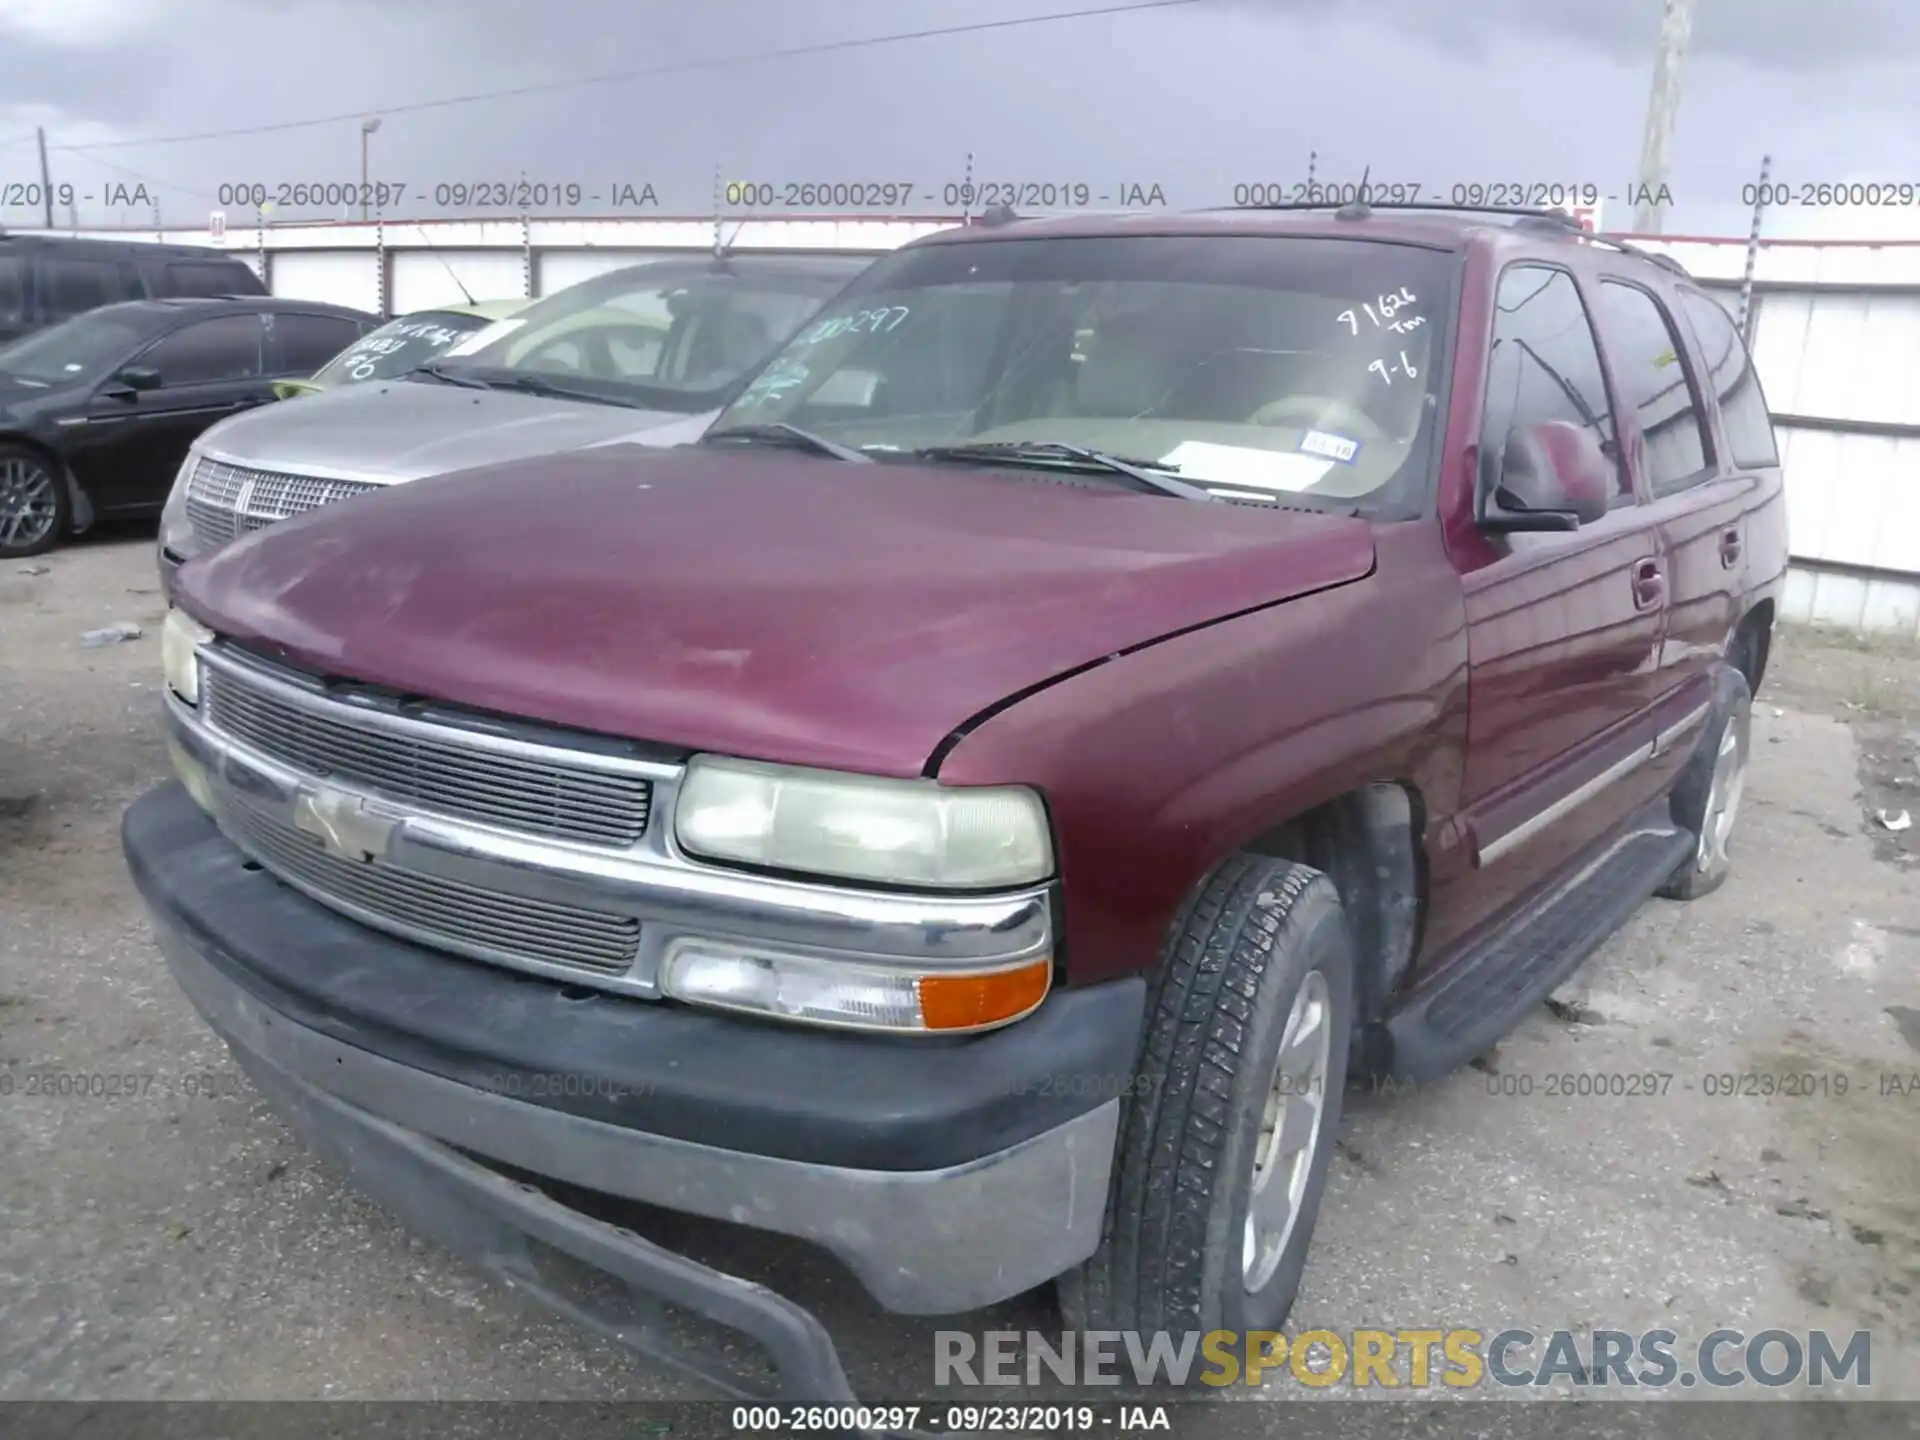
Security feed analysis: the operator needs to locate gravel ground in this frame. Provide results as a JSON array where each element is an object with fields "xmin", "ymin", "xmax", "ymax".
[{"xmin": 2, "ymin": 533, "xmax": 1917, "ymax": 1419}]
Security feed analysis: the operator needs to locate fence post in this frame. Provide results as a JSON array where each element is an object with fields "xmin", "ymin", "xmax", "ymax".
[
  {"xmin": 1738, "ymin": 154, "xmax": 1770, "ymax": 344},
  {"xmin": 374, "ymin": 212, "xmax": 387, "ymax": 319}
]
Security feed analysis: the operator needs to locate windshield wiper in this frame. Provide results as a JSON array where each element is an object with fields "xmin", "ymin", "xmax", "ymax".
[
  {"xmin": 407, "ymin": 361, "xmax": 490, "ymax": 389},
  {"xmin": 911, "ymin": 441, "xmax": 1215, "ymax": 502},
  {"xmin": 473, "ymin": 371, "xmax": 638, "ymax": 408},
  {"xmin": 701, "ymin": 422, "xmax": 874, "ymax": 463}
]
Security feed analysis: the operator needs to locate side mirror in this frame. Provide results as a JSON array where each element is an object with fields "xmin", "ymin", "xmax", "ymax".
[
  {"xmin": 1480, "ymin": 420, "xmax": 1613, "ymax": 533},
  {"xmin": 115, "ymin": 366, "xmax": 162, "ymax": 392}
]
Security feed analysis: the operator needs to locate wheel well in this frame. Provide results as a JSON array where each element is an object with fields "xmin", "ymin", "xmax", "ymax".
[
  {"xmin": 1733, "ymin": 600, "xmax": 1773, "ymax": 696},
  {"xmin": 1241, "ymin": 783, "xmax": 1425, "ymax": 1038}
]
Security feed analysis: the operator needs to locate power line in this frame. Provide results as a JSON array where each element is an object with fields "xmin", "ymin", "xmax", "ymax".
[{"xmin": 49, "ymin": 0, "xmax": 1209, "ymax": 154}]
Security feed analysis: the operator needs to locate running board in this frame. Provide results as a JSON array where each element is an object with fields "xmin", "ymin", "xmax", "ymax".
[{"xmin": 1382, "ymin": 813, "xmax": 1694, "ymax": 1085}]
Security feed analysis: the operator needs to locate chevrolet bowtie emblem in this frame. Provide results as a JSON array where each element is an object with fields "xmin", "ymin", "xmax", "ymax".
[{"xmin": 292, "ymin": 785, "xmax": 397, "ymax": 863}]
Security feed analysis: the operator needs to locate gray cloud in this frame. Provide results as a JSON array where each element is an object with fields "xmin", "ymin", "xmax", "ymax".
[{"xmin": 1, "ymin": 0, "xmax": 1915, "ymax": 241}]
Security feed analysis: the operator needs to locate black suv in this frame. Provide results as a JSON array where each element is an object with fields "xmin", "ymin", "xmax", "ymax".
[
  {"xmin": 0, "ymin": 296, "xmax": 375, "ymax": 558},
  {"xmin": 0, "ymin": 233, "xmax": 267, "ymax": 344}
]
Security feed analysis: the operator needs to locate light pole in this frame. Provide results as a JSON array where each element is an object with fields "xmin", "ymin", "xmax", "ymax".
[
  {"xmin": 1632, "ymin": 0, "xmax": 1693, "ymax": 234},
  {"xmin": 360, "ymin": 117, "xmax": 382, "ymax": 220}
]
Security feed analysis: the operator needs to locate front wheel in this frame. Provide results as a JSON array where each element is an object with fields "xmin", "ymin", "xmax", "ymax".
[
  {"xmin": 1060, "ymin": 854, "xmax": 1354, "ymax": 1340},
  {"xmin": 1658, "ymin": 664, "xmax": 1753, "ymax": 901}
]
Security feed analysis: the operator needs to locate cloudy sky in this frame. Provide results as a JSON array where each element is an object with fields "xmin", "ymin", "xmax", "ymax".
[{"xmin": 0, "ymin": 0, "xmax": 1916, "ymax": 241}]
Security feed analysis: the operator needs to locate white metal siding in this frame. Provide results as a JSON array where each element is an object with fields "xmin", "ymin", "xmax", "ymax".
[
  {"xmin": 1751, "ymin": 291, "xmax": 1920, "ymax": 426},
  {"xmin": 390, "ymin": 251, "xmax": 528, "ymax": 311},
  {"xmin": 1777, "ymin": 427, "xmax": 1920, "ymax": 573},
  {"xmin": 538, "ymin": 250, "xmax": 686, "ymax": 293},
  {"xmin": 270, "ymin": 251, "xmax": 381, "ymax": 314}
]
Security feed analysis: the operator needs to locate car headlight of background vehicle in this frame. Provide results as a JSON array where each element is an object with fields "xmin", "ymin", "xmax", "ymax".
[
  {"xmin": 674, "ymin": 755, "xmax": 1054, "ymax": 889},
  {"xmin": 161, "ymin": 607, "xmax": 215, "ymax": 706},
  {"xmin": 158, "ymin": 453, "xmax": 200, "ymax": 560}
]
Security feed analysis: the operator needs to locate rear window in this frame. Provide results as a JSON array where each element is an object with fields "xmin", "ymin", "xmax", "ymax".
[
  {"xmin": 311, "ymin": 310, "xmax": 494, "ymax": 385},
  {"xmin": 1679, "ymin": 288, "xmax": 1779, "ymax": 470}
]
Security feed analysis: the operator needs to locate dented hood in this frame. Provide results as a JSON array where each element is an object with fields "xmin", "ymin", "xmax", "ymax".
[{"xmin": 175, "ymin": 445, "xmax": 1376, "ymax": 776}]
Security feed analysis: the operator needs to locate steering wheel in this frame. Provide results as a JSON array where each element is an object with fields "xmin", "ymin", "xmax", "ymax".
[{"xmin": 1248, "ymin": 395, "xmax": 1375, "ymax": 435}]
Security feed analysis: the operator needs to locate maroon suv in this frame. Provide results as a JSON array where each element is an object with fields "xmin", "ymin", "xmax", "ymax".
[{"xmin": 127, "ymin": 204, "xmax": 1786, "ymax": 1400}]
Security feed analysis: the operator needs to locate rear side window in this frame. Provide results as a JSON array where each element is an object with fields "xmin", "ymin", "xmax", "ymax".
[
  {"xmin": 1679, "ymin": 289, "xmax": 1779, "ymax": 470},
  {"xmin": 272, "ymin": 312, "xmax": 366, "ymax": 374},
  {"xmin": 1592, "ymin": 281, "xmax": 1712, "ymax": 495},
  {"xmin": 39, "ymin": 257, "xmax": 124, "ymax": 318},
  {"xmin": 136, "ymin": 314, "xmax": 265, "ymax": 383},
  {"xmin": 0, "ymin": 255, "xmax": 23, "ymax": 325},
  {"xmin": 1479, "ymin": 265, "xmax": 1627, "ymax": 501}
]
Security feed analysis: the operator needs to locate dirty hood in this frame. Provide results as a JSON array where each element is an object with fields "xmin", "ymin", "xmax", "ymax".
[
  {"xmin": 193, "ymin": 378, "xmax": 716, "ymax": 484},
  {"xmin": 176, "ymin": 446, "xmax": 1377, "ymax": 776}
]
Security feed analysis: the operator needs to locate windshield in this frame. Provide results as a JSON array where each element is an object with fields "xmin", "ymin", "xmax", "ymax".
[
  {"xmin": 711, "ymin": 235, "xmax": 1457, "ymax": 514},
  {"xmin": 425, "ymin": 264, "xmax": 846, "ymax": 411},
  {"xmin": 0, "ymin": 310, "xmax": 148, "ymax": 386},
  {"xmin": 311, "ymin": 310, "xmax": 494, "ymax": 385}
]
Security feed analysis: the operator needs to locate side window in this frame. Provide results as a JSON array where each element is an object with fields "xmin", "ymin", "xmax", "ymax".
[
  {"xmin": 1592, "ymin": 281, "xmax": 1712, "ymax": 495},
  {"xmin": 162, "ymin": 262, "xmax": 253, "ymax": 297},
  {"xmin": 1678, "ymin": 288, "xmax": 1778, "ymax": 470},
  {"xmin": 0, "ymin": 255, "xmax": 24, "ymax": 325},
  {"xmin": 272, "ymin": 312, "xmax": 364, "ymax": 374},
  {"xmin": 1479, "ymin": 266, "xmax": 1626, "ymax": 501},
  {"xmin": 136, "ymin": 315, "xmax": 265, "ymax": 384},
  {"xmin": 39, "ymin": 258, "xmax": 122, "ymax": 318}
]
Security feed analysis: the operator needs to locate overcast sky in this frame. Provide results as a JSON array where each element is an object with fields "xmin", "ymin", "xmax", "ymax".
[{"xmin": 0, "ymin": 0, "xmax": 1916, "ymax": 241}]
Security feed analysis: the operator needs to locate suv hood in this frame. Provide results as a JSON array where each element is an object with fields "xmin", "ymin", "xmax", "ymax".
[
  {"xmin": 195, "ymin": 379, "xmax": 714, "ymax": 484},
  {"xmin": 176, "ymin": 447, "xmax": 1376, "ymax": 776}
]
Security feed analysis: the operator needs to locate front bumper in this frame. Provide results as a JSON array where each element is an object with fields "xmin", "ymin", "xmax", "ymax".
[{"xmin": 124, "ymin": 783, "xmax": 1142, "ymax": 1398}]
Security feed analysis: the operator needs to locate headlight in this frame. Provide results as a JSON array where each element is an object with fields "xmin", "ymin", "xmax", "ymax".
[
  {"xmin": 674, "ymin": 755, "xmax": 1054, "ymax": 889},
  {"xmin": 161, "ymin": 607, "xmax": 215, "ymax": 705},
  {"xmin": 159, "ymin": 455, "xmax": 200, "ymax": 561}
]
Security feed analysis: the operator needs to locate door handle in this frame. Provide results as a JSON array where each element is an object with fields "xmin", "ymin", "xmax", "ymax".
[
  {"xmin": 1719, "ymin": 527, "xmax": 1742, "ymax": 567},
  {"xmin": 1632, "ymin": 557, "xmax": 1665, "ymax": 609}
]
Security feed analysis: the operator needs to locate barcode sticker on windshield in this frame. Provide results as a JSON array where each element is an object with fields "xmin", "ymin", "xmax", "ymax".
[{"xmin": 1300, "ymin": 430, "xmax": 1360, "ymax": 464}]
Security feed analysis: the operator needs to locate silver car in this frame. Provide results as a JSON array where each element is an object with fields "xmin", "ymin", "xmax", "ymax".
[{"xmin": 158, "ymin": 253, "xmax": 870, "ymax": 583}]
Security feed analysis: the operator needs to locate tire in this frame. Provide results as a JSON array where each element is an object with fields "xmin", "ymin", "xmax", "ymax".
[
  {"xmin": 1658, "ymin": 663, "xmax": 1753, "ymax": 901},
  {"xmin": 0, "ymin": 443, "xmax": 71, "ymax": 560},
  {"xmin": 1059, "ymin": 853, "xmax": 1354, "ymax": 1347}
]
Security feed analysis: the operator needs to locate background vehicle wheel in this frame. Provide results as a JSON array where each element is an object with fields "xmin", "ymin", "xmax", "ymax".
[
  {"xmin": 1059, "ymin": 853, "xmax": 1354, "ymax": 1343},
  {"xmin": 0, "ymin": 445, "xmax": 70, "ymax": 560},
  {"xmin": 1658, "ymin": 664, "xmax": 1753, "ymax": 901}
]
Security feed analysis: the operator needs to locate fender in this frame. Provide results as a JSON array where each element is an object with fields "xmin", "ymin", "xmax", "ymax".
[{"xmin": 936, "ymin": 521, "xmax": 1471, "ymax": 986}]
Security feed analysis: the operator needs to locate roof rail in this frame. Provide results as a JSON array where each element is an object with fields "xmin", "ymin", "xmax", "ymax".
[
  {"xmin": 1205, "ymin": 199, "xmax": 1589, "ymax": 228},
  {"xmin": 1198, "ymin": 199, "xmax": 1695, "ymax": 276}
]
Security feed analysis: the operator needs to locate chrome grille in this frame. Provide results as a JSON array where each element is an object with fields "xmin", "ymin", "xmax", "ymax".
[
  {"xmin": 184, "ymin": 455, "xmax": 384, "ymax": 551},
  {"xmin": 223, "ymin": 798, "xmax": 641, "ymax": 976},
  {"xmin": 201, "ymin": 661, "xmax": 654, "ymax": 848}
]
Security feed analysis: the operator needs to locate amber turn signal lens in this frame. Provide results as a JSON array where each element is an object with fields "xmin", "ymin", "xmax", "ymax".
[{"xmin": 917, "ymin": 959, "xmax": 1052, "ymax": 1032}]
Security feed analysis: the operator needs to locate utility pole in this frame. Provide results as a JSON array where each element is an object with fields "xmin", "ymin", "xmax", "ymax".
[
  {"xmin": 35, "ymin": 127, "xmax": 52, "ymax": 228},
  {"xmin": 1632, "ymin": 0, "xmax": 1693, "ymax": 234}
]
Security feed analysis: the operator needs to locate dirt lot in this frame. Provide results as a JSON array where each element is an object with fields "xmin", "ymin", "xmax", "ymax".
[{"xmin": 2, "ymin": 532, "xmax": 1917, "ymax": 1413}]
